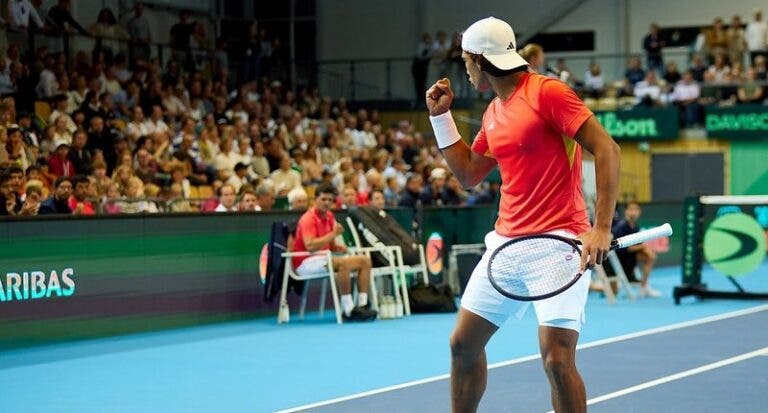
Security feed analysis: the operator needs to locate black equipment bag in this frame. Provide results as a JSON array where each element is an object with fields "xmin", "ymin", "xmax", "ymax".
[
  {"xmin": 264, "ymin": 221, "xmax": 304, "ymax": 301},
  {"xmin": 408, "ymin": 282, "xmax": 457, "ymax": 313},
  {"xmin": 348, "ymin": 207, "xmax": 421, "ymax": 267}
]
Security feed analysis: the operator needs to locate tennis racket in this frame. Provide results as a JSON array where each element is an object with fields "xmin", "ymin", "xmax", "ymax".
[{"xmin": 487, "ymin": 223, "xmax": 672, "ymax": 301}]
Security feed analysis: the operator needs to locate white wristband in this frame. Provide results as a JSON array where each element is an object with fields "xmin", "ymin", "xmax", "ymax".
[{"xmin": 429, "ymin": 111, "xmax": 461, "ymax": 149}]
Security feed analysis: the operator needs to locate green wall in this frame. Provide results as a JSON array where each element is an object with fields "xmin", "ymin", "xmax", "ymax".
[{"xmin": 731, "ymin": 141, "xmax": 768, "ymax": 195}]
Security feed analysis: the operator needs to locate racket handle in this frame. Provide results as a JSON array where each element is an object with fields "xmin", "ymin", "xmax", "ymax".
[{"xmin": 613, "ymin": 223, "xmax": 672, "ymax": 249}]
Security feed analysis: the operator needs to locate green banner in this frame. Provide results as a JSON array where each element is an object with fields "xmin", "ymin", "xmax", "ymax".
[
  {"xmin": 706, "ymin": 105, "xmax": 768, "ymax": 139},
  {"xmin": 0, "ymin": 207, "xmax": 498, "ymax": 350},
  {"xmin": 595, "ymin": 107, "xmax": 679, "ymax": 140}
]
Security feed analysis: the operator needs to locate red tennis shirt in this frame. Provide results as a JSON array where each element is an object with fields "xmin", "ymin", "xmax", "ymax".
[
  {"xmin": 292, "ymin": 206, "xmax": 336, "ymax": 268},
  {"xmin": 471, "ymin": 72, "xmax": 592, "ymax": 237}
]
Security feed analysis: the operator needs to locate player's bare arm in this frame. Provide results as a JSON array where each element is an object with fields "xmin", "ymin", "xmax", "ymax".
[
  {"xmin": 426, "ymin": 78, "xmax": 497, "ymax": 188},
  {"xmin": 303, "ymin": 222, "xmax": 345, "ymax": 251},
  {"xmin": 574, "ymin": 116, "xmax": 621, "ymax": 271}
]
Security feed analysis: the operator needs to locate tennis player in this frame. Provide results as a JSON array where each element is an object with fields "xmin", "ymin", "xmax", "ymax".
[{"xmin": 426, "ymin": 17, "xmax": 620, "ymax": 412}]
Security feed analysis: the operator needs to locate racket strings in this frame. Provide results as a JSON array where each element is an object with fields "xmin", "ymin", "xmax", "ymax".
[{"xmin": 490, "ymin": 237, "xmax": 582, "ymax": 299}]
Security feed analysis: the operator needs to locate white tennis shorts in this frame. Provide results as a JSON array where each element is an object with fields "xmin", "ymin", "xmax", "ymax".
[
  {"xmin": 461, "ymin": 230, "xmax": 591, "ymax": 332},
  {"xmin": 295, "ymin": 255, "xmax": 329, "ymax": 277}
]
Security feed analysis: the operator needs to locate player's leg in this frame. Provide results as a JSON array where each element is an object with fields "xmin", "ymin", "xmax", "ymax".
[
  {"xmin": 538, "ymin": 324, "xmax": 585, "ymax": 413},
  {"xmin": 532, "ymin": 242, "xmax": 590, "ymax": 413},
  {"xmin": 449, "ymin": 309, "xmax": 498, "ymax": 413}
]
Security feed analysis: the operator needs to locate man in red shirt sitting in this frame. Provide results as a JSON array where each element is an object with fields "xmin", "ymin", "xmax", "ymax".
[
  {"xmin": 293, "ymin": 182, "xmax": 377, "ymax": 322},
  {"xmin": 68, "ymin": 175, "xmax": 96, "ymax": 215}
]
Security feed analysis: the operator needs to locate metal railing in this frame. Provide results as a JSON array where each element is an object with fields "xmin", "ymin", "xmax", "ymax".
[{"xmin": 314, "ymin": 49, "xmax": 705, "ymax": 102}]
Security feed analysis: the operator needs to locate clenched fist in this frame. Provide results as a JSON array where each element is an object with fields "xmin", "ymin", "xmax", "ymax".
[{"xmin": 426, "ymin": 78, "xmax": 454, "ymax": 116}]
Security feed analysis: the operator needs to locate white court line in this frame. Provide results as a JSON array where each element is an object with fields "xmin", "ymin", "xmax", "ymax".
[
  {"xmin": 544, "ymin": 346, "xmax": 768, "ymax": 413},
  {"xmin": 274, "ymin": 304, "xmax": 768, "ymax": 413}
]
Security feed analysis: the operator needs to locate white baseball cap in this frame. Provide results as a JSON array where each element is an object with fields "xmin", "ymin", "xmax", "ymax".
[{"xmin": 461, "ymin": 17, "xmax": 528, "ymax": 71}]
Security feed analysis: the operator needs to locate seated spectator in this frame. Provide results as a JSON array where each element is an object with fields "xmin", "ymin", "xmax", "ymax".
[
  {"xmin": 583, "ymin": 62, "xmax": 605, "ymax": 98},
  {"xmin": 270, "ymin": 154, "xmax": 302, "ymax": 196},
  {"xmin": 237, "ymin": 188, "xmax": 258, "ymax": 211},
  {"xmin": 624, "ymin": 56, "xmax": 646, "ymax": 90},
  {"xmin": 18, "ymin": 184, "xmax": 42, "ymax": 216},
  {"xmin": 68, "ymin": 130, "xmax": 92, "ymax": 175},
  {"xmin": 52, "ymin": 116, "xmax": 73, "ymax": 147},
  {"xmin": 442, "ymin": 174, "xmax": 467, "ymax": 206},
  {"xmin": 519, "ymin": 43, "xmax": 545, "ymax": 73},
  {"xmin": 167, "ymin": 183, "xmax": 194, "ymax": 213},
  {"xmin": 689, "ymin": 54, "xmax": 708, "ymax": 83},
  {"xmin": 226, "ymin": 162, "xmax": 250, "ymax": 193},
  {"xmin": 69, "ymin": 175, "xmax": 96, "ymax": 215},
  {"xmin": 48, "ymin": 143, "xmax": 76, "ymax": 178},
  {"xmin": 737, "ymin": 67, "xmax": 764, "ymax": 103},
  {"xmin": 254, "ymin": 181, "xmax": 276, "ymax": 211},
  {"xmin": 634, "ymin": 71, "xmax": 663, "ymax": 106},
  {"xmin": 398, "ymin": 173, "xmax": 424, "ymax": 208},
  {"xmin": 421, "ymin": 167, "xmax": 448, "ymax": 206},
  {"xmin": 292, "ymin": 183, "xmax": 377, "ymax": 321},
  {"xmin": 662, "ymin": 61, "xmax": 682, "ymax": 87},
  {"xmin": 339, "ymin": 184, "xmax": 358, "ymax": 210},
  {"xmin": 214, "ymin": 184, "xmax": 237, "ymax": 212},
  {"xmin": 672, "ymin": 71, "xmax": 703, "ymax": 127},
  {"xmin": 102, "ymin": 183, "xmax": 123, "ymax": 214},
  {"xmin": 611, "ymin": 202, "xmax": 660, "ymax": 298},
  {"xmin": 704, "ymin": 53, "xmax": 732, "ymax": 83},
  {"xmin": 0, "ymin": 172, "xmax": 17, "ymax": 215},
  {"xmin": 134, "ymin": 148, "xmax": 158, "ymax": 184},
  {"xmin": 754, "ymin": 55, "xmax": 767, "ymax": 80},
  {"xmin": 288, "ymin": 186, "xmax": 309, "ymax": 211},
  {"xmin": 368, "ymin": 188, "xmax": 387, "ymax": 211},
  {"xmin": 6, "ymin": 126, "xmax": 33, "ymax": 171},
  {"xmin": 49, "ymin": 95, "xmax": 77, "ymax": 134},
  {"xmin": 39, "ymin": 176, "xmax": 73, "ymax": 215},
  {"xmin": 250, "ymin": 141, "xmax": 271, "ymax": 178}
]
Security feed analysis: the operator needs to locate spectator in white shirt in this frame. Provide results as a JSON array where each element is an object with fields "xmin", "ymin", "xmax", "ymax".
[
  {"xmin": 634, "ymin": 71, "xmax": 662, "ymax": 106},
  {"xmin": 35, "ymin": 55, "xmax": 58, "ymax": 99},
  {"xmin": 214, "ymin": 138, "xmax": 238, "ymax": 179},
  {"xmin": 270, "ymin": 154, "xmax": 302, "ymax": 196},
  {"xmin": 704, "ymin": 53, "xmax": 732, "ymax": 84},
  {"xmin": 225, "ymin": 162, "xmax": 249, "ymax": 193},
  {"xmin": 145, "ymin": 105, "xmax": 169, "ymax": 136},
  {"xmin": 0, "ymin": 58, "xmax": 15, "ymax": 94},
  {"xmin": 583, "ymin": 63, "xmax": 605, "ymax": 98},
  {"xmin": 214, "ymin": 184, "xmax": 237, "ymax": 212},
  {"xmin": 746, "ymin": 10, "xmax": 768, "ymax": 62},
  {"xmin": 126, "ymin": 107, "xmax": 151, "ymax": 143},
  {"xmin": 672, "ymin": 71, "xmax": 702, "ymax": 127},
  {"xmin": 8, "ymin": 0, "xmax": 44, "ymax": 29}
]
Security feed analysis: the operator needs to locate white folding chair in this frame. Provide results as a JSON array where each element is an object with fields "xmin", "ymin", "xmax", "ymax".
[
  {"xmin": 593, "ymin": 250, "xmax": 636, "ymax": 302},
  {"xmin": 345, "ymin": 217, "xmax": 409, "ymax": 315},
  {"xmin": 278, "ymin": 250, "xmax": 343, "ymax": 324}
]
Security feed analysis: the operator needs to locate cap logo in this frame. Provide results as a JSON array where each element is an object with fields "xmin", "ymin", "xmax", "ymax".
[{"xmin": 507, "ymin": 42, "xmax": 515, "ymax": 50}]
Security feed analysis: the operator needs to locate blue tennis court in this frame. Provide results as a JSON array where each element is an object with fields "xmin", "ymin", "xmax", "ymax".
[{"xmin": 1, "ymin": 264, "xmax": 767, "ymax": 413}]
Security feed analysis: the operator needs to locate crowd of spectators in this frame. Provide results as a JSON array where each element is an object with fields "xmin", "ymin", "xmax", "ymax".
[
  {"xmin": 515, "ymin": 11, "xmax": 768, "ymax": 127},
  {"xmin": 0, "ymin": 2, "xmax": 497, "ymax": 217},
  {"xmin": 415, "ymin": 14, "xmax": 767, "ymax": 127}
]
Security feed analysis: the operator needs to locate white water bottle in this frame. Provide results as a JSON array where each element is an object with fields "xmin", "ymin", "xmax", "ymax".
[{"xmin": 395, "ymin": 296, "xmax": 403, "ymax": 318}]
